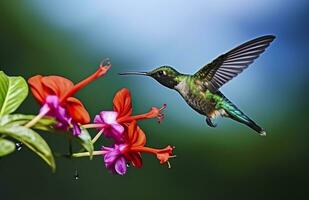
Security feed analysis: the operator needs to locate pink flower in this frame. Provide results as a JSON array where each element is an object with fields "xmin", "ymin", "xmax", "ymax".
[{"xmin": 94, "ymin": 111, "xmax": 124, "ymax": 142}]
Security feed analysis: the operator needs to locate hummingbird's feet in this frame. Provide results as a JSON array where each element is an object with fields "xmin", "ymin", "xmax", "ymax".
[{"xmin": 206, "ymin": 117, "xmax": 217, "ymax": 128}]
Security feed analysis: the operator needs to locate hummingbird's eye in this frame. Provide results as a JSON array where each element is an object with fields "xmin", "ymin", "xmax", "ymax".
[{"xmin": 158, "ymin": 71, "xmax": 167, "ymax": 76}]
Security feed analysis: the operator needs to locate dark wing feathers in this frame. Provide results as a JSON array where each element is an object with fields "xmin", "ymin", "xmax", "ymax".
[{"xmin": 194, "ymin": 35, "xmax": 275, "ymax": 92}]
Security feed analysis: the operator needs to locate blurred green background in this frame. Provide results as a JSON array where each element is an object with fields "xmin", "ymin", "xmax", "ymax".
[{"xmin": 0, "ymin": 1, "xmax": 308, "ymax": 199}]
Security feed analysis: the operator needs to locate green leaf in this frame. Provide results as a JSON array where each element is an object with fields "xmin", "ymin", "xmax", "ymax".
[
  {"xmin": 0, "ymin": 125, "xmax": 56, "ymax": 171},
  {"xmin": 74, "ymin": 128, "xmax": 93, "ymax": 159},
  {"xmin": 0, "ymin": 138, "xmax": 15, "ymax": 156},
  {"xmin": 0, "ymin": 71, "xmax": 28, "ymax": 116},
  {"xmin": 0, "ymin": 114, "xmax": 56, "ymax": 131}
]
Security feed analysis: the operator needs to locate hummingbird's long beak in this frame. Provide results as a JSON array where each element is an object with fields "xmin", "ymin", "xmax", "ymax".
[{"xmin": 118, "ymin": 71, "xmax": 148, "ymax": 76}]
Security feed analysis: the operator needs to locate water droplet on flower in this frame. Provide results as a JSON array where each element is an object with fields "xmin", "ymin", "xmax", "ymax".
[
  {"xmin": 15, "ymin": 142, "xmax": 23, "ymax": 151},
  {"xmin": 74, "ymin": 169, "xmax": 79, "ymax": 180},
  {"xmin": 126, "ymin": 163, "xmax": 130, "ymax": 168}
]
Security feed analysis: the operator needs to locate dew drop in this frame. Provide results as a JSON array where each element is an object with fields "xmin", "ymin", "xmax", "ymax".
[
  {"xmin": 15, "ymin": 142, "xmax": 23, "ymax": 151},
  {"xmin": 126, "ymin": 163, "xmax": 130, "ymax": 168},
  {"xmin": 74, "ymin": 169, "xmax": 79, "ymax": 180}
]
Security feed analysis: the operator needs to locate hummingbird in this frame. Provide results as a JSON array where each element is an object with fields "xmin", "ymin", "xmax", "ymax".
[{"xmin": 119, "ymin": 35, "xmax": 275, "ymax": 136}]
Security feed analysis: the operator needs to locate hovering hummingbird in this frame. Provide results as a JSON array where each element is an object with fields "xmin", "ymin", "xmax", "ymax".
[{"xmin": 119, "ymin": 35, "xmax": 275, "ymax": 136}]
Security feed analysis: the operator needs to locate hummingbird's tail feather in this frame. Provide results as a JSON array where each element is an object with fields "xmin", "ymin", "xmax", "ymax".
[
  {"xmin": 227, "ymin": 110, "xmax": 266, "ymax": 136},
  {"xmin": 219, "ymin": 96, "xmax": 266, "ymax": 136}
]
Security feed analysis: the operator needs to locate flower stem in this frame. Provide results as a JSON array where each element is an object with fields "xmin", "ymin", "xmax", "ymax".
[
  {"xmin": 24, "ymin": 107, "xmax": 50, "ymax": 128},
  {"xmin": 92, "ymin": 129, "xmax": 104, "ymax": 144},
  {"xmin": 82, "ymin": 124, "xmax": 105, "ymax": 129},
  {"xmin": 72, "ymin": 150, "xmax": 105, "ymax": 158}
]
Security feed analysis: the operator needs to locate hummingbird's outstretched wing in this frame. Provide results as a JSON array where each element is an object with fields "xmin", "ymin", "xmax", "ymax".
[{"xmin": 194, "ymin": 35, "xmax": 275, "ymax": 92}]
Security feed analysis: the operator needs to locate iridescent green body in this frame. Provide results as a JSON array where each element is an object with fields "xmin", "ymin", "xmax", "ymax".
[{"xmin": 174, "ymin": 75, "xmax": 228, "ymax": 118}]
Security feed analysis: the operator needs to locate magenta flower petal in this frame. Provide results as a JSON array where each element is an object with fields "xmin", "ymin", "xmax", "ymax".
[
  {"xmin": 45, "ymin": 95, "xmax": 60, "ymax": 109},
  {"xmin": 104, "ymin": 147, "xmax": 121, "ymax": 167},
  {"xmin": 94, "ymin": 111, "xmax": 118, "ymax": 125},
  {"xmin": 114, "ymin": 157, "xmax": 127, "ymax": 175},
  {"xmin": 111, "ymin": 123, "xmax": 124, "ymax": 134},
  {"xmin": 94, "ymin": 111, "xmax": 125, "ymax": 142},
  {"xmin": 102, "ymin": 144, "xmax": 128, "ymax": 175},
  {"xmin": 101, "ymin": 111, "xmax": 118, "ymax": 124},
  {"xmin": 72, "ymin": 122, "xmax": 81, "ymax": 136},
  {"xmin": 94, "ymin": 114, "xmax": 103, "ymax": 124},
  {"xmin": 40, "ymin": 95, "xmax": 81, "ymax": 136},
  {"xmin": 103, "ymin": 126, "xmax": 124, "ymax": 143}
]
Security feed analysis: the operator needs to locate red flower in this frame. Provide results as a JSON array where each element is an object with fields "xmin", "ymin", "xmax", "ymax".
[
  {"xmin": 124, "ymin": 121, "xmax": 174, "ymax": 167},
  {"xmin": 27, "ymin": 60, "xmax": 111, "ymax": 135},
  {"xmin": 93, "ymin": 88, "xmax": 166, "ymax": 140},
  {"xmin": 114, "ymin": 88, "xmax": 166, "ymax": 124},
  {"xmin": 101, "ymin": 121, "xmax": 175, "ymax": 175}
]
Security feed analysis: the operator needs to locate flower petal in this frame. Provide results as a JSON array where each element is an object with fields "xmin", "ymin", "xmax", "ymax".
[
  {"xmin": 28, "ymin": 75, "xmax": 48, "ymax": 104},
  {"xmin": 111, "ymin": 123, "xmax": 124, "ymax": 134},
  {"xmin": 114, "ymin": 156, "xmax": 127, "ymax": 175},
  {"xmin": 66, "ymin": 97, "xmax": 90, "ymax": 124},
  {"xmin": 127, "ymin": 152, "xmax": 143, "ymax": 168},
  {"xmin": 113, "ymin": 88, "xmax": 132, "ymax": 119},
  {"xmin": 72, "ymin": 122, "xmax": 81, "ymax": 136},
  {"xmin": 103, "ymin": 125, "xmax": 124, "ymax": 143},
  {"xmin": 127, "ymin": 121, "xmax": 146, "ymax": 147},
  {"xmin": 156, "ymin": 145, "xmax": 174, "ymax": 164},
  {"xmin": 102, "ymin": 145, "xmax": 128, "ymax": 175},
  {"xmin": 60, "ymin": 66, "xmax": 111, "ymax": 102},
  {"xmin": 134, "ymin": 126, "xmax": 146, "ymax": 147},
  {"xmin": 101, "ymin": 111, "xmax": 118, "ymax": 124},
  {"xmin": 41, "ymin": 76, "xmax": 74, "ymax": 98},
  {"xmin": 94, "ymin": 114, "xmax": 104, "ymax": 124},
  {"xmin": 45, "ymin": 95, "xmax": 60, "ymax": 109},
  {"xmin": 94, "ymin": 112, "xmax": 124, "ymax": 142},
  {"xmin": 103, "ymin": 146, "xmax": 121, "ymax": 167}
]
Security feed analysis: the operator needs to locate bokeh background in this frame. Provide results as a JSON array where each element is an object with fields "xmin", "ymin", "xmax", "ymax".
[{"xmin": 1, "ymin": 0, "xmax": 308, "ymax": 199}]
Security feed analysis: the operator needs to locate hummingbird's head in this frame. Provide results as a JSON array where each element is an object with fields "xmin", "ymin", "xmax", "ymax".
[
  {"xmin": 147, "ymin": 66, "xmax": 180, "ymax": 89},
  {"xmin": 119, "ymin": 66, "xmax": 181, "ymax": 89}
]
